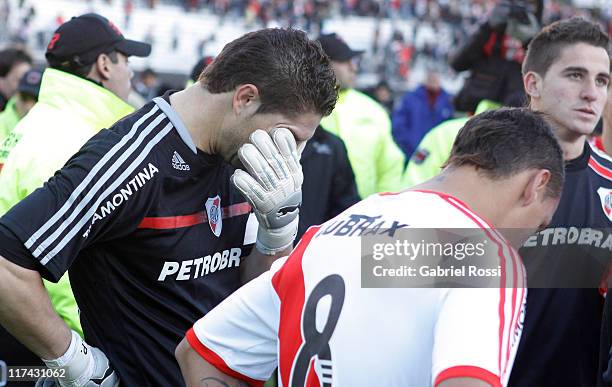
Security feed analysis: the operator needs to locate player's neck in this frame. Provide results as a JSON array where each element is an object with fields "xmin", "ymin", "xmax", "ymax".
[
  {"xmin": 545, "ymin": 119, "xmax": 586, "ymax": 161},
  {"xmin": 169, "ymin": 83, "xmax": 228, "ymax": 155},
  {"xmin": 414, "ymin": 167, "xmax": 514, "ymax": 229},
  {"xmin": 556, "ymin": 132, "xmax": 587, "ymax": 161}
]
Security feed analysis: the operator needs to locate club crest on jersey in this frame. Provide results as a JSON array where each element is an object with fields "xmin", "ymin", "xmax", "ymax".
[
  {"xmin": 597, "ymin": 187, "xmax": 612, "ymax": 222},
  {"xmin": 206, "ymin": 195, "xmax": 222, "ymax": 237}
]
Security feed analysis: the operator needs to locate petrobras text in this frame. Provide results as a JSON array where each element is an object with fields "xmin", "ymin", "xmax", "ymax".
[
  {"xmin": 157, "ymin": 247, "xmax": 242, "ymax": 281},
  {"xmin": 523, "ymin": 227, "xmax": 612, "ymax": 250}
]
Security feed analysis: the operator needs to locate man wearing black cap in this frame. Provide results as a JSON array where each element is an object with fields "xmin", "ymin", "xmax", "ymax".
[
  {"xmin": 44, "ymin": 12, "xmax": 151, "ymax": 102},
  {"xmin": 0, "ymin": 13, "xmax": 149, "ymax": 386},
  {"xmin": 0, "ymin": 12, "xmax": 151, "ymax": 214},
  {"xmin": 317, "ymin": 32, "xmax": 404, "ymax": 199}
]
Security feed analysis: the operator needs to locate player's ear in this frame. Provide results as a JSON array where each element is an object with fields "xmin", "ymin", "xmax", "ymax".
[
  {"xmin": 232, "ymin": 84, "xmax": 260, "ymax": 116},
  {"xmin": 523, "ymin": 71, "xmax": 542, "ymax": 100},
  {"xmin": 522, "ymin": 169, "xmax": 551, "ymax": 206},
  {"xmin": 91, "ymin": 53, "xmax": 115, "ymax": 82}
]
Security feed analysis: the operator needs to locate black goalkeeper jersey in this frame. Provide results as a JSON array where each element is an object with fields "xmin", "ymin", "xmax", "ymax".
[
  {"xmin": 0, "ymin": 94, "xmax": 256, "ymax": 386},
  {"xmin": 509, "ymin": 142, "xmax": 612, "ymax": 387}
]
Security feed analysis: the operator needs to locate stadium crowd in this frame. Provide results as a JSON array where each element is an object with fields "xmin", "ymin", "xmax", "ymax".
[{"xmin": 0, "ymin": 0, "xmax": 611, "ymax": 386}]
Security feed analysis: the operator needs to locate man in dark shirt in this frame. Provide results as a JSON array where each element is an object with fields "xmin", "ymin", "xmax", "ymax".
[
  {"xmin": 299, "ymin": 125, "xmax": 360, "ymax": 239},
  {"xmin": 508, "ymin": 18, "xmax": 611, "ymax": 387},
  {"xmin": 0, "ymin": 28, "xmax": 338, "ymax": 386}
]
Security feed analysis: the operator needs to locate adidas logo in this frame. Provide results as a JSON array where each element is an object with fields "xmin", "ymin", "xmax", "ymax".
[{"xmin": 172, "ymin": 151, "xmax": 190, "ymax": 171}]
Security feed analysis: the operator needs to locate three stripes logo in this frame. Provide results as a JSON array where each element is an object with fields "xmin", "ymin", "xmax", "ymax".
[{"xmin": 172, "ymin": 151, "xmax": 190, "ymax": 171}]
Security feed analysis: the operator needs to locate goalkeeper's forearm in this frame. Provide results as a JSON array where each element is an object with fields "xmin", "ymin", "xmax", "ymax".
[
  {"xmin": 0, "ymin": 254, "xmax": 72, "ymax": 359},
  {"xmin": 176, "ymin": 338, "xmax": 250, "ymax": 387},
  {"xmin": 240, "ymin": 245, "xmax": 292, "ymax": 284}
]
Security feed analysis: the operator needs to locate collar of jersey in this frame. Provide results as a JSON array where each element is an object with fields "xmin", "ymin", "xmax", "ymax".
[
  {"xmin": 37, "ymin": 68, "xmax": 134, "ymax": 130},
  {"xmin": 408, "ymin": 189, "xmax": 497, "ymax": 230}
]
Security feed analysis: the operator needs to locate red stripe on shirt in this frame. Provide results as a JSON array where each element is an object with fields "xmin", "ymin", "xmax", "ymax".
[
  {"xmin": 589, "ymin": 157, "xmax": 612, "ymax": 181},
  {"xmin": 592, "ymin": 136, "xmax": 605, "ymax": 153},
  {"xmin": 137, "ymin": 202, "xmax": 252, "ymax": 229},
  {"xmin": 504, "ymin": 245, "xmax": 522, "ymax": 376},
  {"xmin": 442, "ymin": 195, "xmax": 509, "ymax": 375},
  {"xmin": 185, "ymin": 328, "xmax": 265, "ymax": 387},
  {"xmin": 435, "ymin": 365, "xmax": 502, "ymax": 387},
  {"xmin": 496, "ymin": 243, "xmax": 507, "ymax": 373},
  {"xmin": 271, "ymin": 226, "xmax": 320, "ymax": 387},
  {"xmin": 222, "ymin": 202, "xmax": 251, "ymax": 218},
  {"xmin": 415, "ymin": 189, "xmax": 519, "ymax": 377}
]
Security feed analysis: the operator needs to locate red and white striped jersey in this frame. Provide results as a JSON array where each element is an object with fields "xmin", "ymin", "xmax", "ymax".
[{"xmin": 187, "ymin": 190, "xmax": 526, "ymax": 387}]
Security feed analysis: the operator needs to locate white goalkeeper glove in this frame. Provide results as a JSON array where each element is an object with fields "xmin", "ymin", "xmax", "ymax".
[
  {"xmin": 36, "ymin": 330, "xmax": 119, "ymax": 387},
  {"xmin": 231, "ymin": 128, "xmax": 303, "ymax": 255}
]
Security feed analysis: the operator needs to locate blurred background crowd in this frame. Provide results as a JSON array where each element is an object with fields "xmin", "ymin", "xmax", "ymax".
[
  {"xmin": 0, "ymin": 0, "xmax": 610, "ymax": 189},
  {"xmin": 1, "ymin": 0, "xmax": 609, "ymax": 99}
]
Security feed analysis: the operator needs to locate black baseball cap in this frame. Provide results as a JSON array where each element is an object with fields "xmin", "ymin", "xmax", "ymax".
[
  {"xmin": 317, "ymin": 33, "xmax": 363, "ymax": 62},
  {"xmin": 17, "ymin": 69, "xmax": 43, "ymax": 98},
  {"xmin": 45, "ymin": 13, "xmax": 151, "ymax": 69}
]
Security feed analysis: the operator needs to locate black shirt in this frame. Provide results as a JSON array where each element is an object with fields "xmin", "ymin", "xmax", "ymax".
[
  {"xmin": 509, "ymin": 143, "xmax": 612, "ymax": 387},
  {"xmin": 299, "ymin": 126, "xmax": 360, "ymax": 239},
  {"xmin": 0, "ymin": 94, "xmax": 255, "ymax": 386}
]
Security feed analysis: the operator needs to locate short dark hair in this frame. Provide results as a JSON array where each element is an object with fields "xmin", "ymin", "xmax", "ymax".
[
  {"xmin": 62, "ymin": 50, "xmax": 120, "ymax": 79},
  {"xmin": 0, "ymin": 48, "xmax": 32, "ymax": 77},
  {"xmin": 445, "ymin": 107, "xmax": 564, "ymax": 198},
  {"xmin": 199, "ymin": 28, "xmax": 338, "ymax": 117},
  {"xmin": 522, "ymin": 17, "xmax": 610, "ymax": 77}
]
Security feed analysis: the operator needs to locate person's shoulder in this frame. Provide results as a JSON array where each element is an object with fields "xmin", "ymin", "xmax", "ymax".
[
  {"xmin": 6, "ymin": 103, "xmax": 79, "ymax": 157},
  {"xmin": 344, "ymin": 90, "xmax": 391, "ymax": 133},
  {"xmin": 315, "ymin": 126, "xmax": 346, "ymax": 149},
  {"xmin": 409, "ymin": 85, "xmax": 427, "ymax": 96},
  {"xmin": 396, "ymin": 87, "xmax": 423, "ymax": 105},
  {"xmin": 11, "ymin": 100, "xmax": 61, "ymax": 132},
  {"xmin": 45, "ymin": 101, "xmax": 171, "ymax": 178},
  {"xmin": 347, "ymin": 89, "xmax": 387, "ymax": 112},
  {"xmin": 97, "ymin": 101, "xmax": 178, "ymax": 156},
  {"xmin": 107, "ymin": 101, "xmax": 162, "ymax": 134}
]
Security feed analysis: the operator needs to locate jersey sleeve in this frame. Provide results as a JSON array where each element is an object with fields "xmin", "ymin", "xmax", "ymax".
[
  {"xmin": 432, "ymin": 251, "xmax": 526, "ymax": 387},
  {"xmin": 0, "ymin": 127, "xmax": 160, "ymax": 282},
  {"xmin": 186, "ymin": 257, "xmax": 286, "ymax": 386}
]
